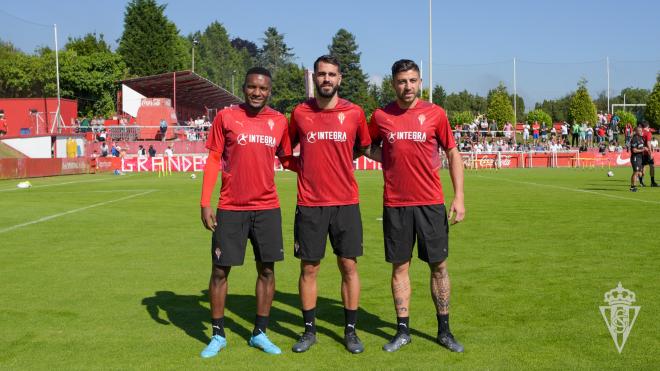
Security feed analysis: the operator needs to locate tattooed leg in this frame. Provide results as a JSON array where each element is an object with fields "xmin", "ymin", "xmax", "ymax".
[
  {"xmin": 391, "ymin": 261, "xmax": 411, "ymax": 316},
  {"xmin": 430, "ymin": 261, "xmax": 450, "ymax": 315}
]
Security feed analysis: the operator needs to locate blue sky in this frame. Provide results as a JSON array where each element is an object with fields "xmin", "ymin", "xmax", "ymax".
[{"xmin": 1, "ymin": 0, "xmax": 659, "ymax": 109}]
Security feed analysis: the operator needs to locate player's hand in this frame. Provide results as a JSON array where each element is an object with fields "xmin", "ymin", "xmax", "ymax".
[
  {"xmin": 201, "ymin": 206, "xmax": 217, "ymax": 232},
  {"xmin": 448, "ymin": 196, "xmax": 465, "ymax": 225}
]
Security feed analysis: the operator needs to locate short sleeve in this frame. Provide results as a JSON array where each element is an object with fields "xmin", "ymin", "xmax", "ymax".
[
  {"xmin": 435, "ymin": 109, "xmax": 456, "ymax": 151},
  {"xmin": 206, "ymin": 113, "xmax": 225, "ymax": 156},
  {"xmin": 368, "ymin": 112, "xmax": 382, "ymax": 146},
  {"xmin": 356, "ymin": 108, "xmax": 371, "ymax": 147},
  {"xmin": 277, "ymin": 116, "xmax": 293, "ymax": 158}
]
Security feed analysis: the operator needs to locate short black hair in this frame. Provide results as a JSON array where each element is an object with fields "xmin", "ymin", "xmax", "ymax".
[
  {"xmin": 391, "ymin": 59, "xmax": 420, "ymax": 76},
  {"xmin": 245, "ymin": 66, "xmax": 272, "ymax": 79},
  {"xmin": 314, "ymin": 55, "xmax": 341, "ymax": 73}
]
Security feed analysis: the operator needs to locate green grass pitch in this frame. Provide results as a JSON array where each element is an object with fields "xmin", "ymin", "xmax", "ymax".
[{"xmin": 1, "ymin": 168, "xmax": 658, "ymax": 369}]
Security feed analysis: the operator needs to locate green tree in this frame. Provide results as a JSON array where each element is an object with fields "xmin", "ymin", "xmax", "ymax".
[
  {"xmin": 118, "ymin": 0, "xmax": 187, "ymax": 76},
  {"xmin": 259, "ymin": 27, "xmax": 293, "ymax": 75},
  {"xmin": 328, "ymin": 29, "xmax": 374, "ymax": 114},
  {"xmin": 614, "ymin": 110, "xmax": 637, "ymax": 127},
  {"xmin": 449, "ymin": 111, "xmax": 474, "ymax": 126},
  {"xmin": 444, "ymin": 90, "xmax": 486, "ymax": 115},
  {"xmin": 645, "ymin": 74, "xmax": 660, "ymax": 127},
  {"xmin": 535, "ymin": 94, "xmax": 572, "ymax": 122},
  {"xmin": 526, "ymin": 109, "xmax": 552, "ymax": 126},
  {"xmin": 568, "ymin": 78, "xmax": 598, "ymax": 124},
  {"xmin": 368, "ymin": 75, "xmax": 395, "ymax": 108},
  {"xmin": 487, "ymin": 83, "xmax": 514, "ymax": 128},
  {"xmin": 270, "ymin": 63, "xmax": 305, "ymax": 114},
  {"xmin": 194, "ymin": 22, "xmax": 245, "ymax": 92},
  {"xmin": 65, "ymin": 33, "xmax": 111, "ymax": 55},
  {"xmin": 432, "ymin": 84, "xmax": 446, "ymax": 107}
]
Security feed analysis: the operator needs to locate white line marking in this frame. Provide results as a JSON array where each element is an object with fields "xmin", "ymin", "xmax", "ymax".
[
  {"xmin": 0, "ymin": 175, "xmax": 132, "ymax": 193},
  {"xmin": 475, "ymin": 175, "xmax": 660, "ymax": 205},
  {"xmin": 0, "ymin": 190, "xmax": 156, "ymax": 234}
]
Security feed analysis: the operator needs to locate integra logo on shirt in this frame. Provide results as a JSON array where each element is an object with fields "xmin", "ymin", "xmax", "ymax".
[
  {"xmin": 305, "ymin": 131, "xmax": 347, "ymax": 143},
  {"xmin": 236, "ymin": 133, "xmax": 276, "ymax": 147},
  {"xmin": 387, "ymin": 131, "xmax": 427, "ymax": 143}
]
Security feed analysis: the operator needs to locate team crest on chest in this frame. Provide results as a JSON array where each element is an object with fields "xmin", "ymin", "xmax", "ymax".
[
  {"xmin": 338, "ymin": 112, "xmax": 346, "ymax": 125},
  {"xmin": 418, "ymin": 114, "xmax": 426, "ymax": 126},
  {"xmin": 267, "ymin": 119, "xmax": 274, "ymax": 131}
]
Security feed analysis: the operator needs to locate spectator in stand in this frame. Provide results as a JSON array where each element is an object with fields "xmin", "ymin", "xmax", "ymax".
[
  {"xmin": 0, "ymin": 113, "xmax": 7, "ymax": 137},
  {"xmin": 522, "ymin": 122, "xmax": 530, "ymax": 144},
  {"xmin": 111, "ymin": 143, "xmax": 120, "ymax": 157},
  {"xmin": 489, "ymin": 120, "xmax": 498, "ymax": 138},
  {"xmin": 101, "ymin": 142, "xmax": 109, "ymax": 157},
  {"xmin": 571, "ymin": 121, "xmax": 580, "ymax": 147},
  {"xmin": 165, "ymin": 145, "xmax": 174, "ymax": 157},
  {"xmin": 624, "ymin": 122, "xmax": 633, "ymax": 150},
  {"xmin": 561, "ymin": 122, "xmax": 569, "ymax": 143},
  {"xmin": 550, "ymin": 125, "xmax": 557, "ymax": 141},
  {"xmin": 454, "ymin": 123, "xmax": 461, "ymax": 142},
  {"xmin": 532, "ymin": 121, "xmax": 540, "ymax": 146},
  {"xmin": 503, "ymin": 122, "xmax": 513, "ymax": 140},
  {"xmin": 148, "ymin": 145, "xmax": 156, "ymax": 157},
  {"xmin": 137, "ymin": 145, "xmax": 147, "ymax": 158},
  {"xmin": 480, "ymin": 119, "xmax": 488, "ymax": 139},
  {"xmin": 540, "ymin": 122, "xmax": 547, "ymax": 142},
  {"xmin": 579, "ymin": 122, "xmax": 587, "ymax": 146},
  {"xmin": 597, "ymin": 125, "xmax": 606, "ymax": 144},
  {"xmin": 586, "ymin": 125, "xmax": 594, "ymax": 147},
  {"xmin": 651, "ymin": 135, "xmax": 658, "ymax": 152},
  {"xmin": 159, "ymin": 119, "xmax": 168, "ymax": 142},
  {"xmin": 97, "ymin": 129, "xmax": 107, "ymax": 142}
]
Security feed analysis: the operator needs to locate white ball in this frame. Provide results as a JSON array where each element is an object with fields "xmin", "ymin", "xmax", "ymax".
[
  {"xmin": 607, "ymin": 171, "xmax": 614, "ymax": 177},
  {"xmin": 190, "ymin": 173, "xmax": 197, "ymax": 179}
]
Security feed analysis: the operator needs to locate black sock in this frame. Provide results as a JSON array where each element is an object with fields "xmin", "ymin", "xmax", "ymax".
[
  {"xmin": 437, "ymin": 313, "xmax": 450, "ymax": 334},
  {"xmin": 211, "ymin": 317, "xmax": 225, "ymax": 337},
  {"xmin": 344, "ymin": 308, "xmax": 357, "ymax": 334},
  {"xmin": 302, "ymin": 308, "xmax": 316, "ymax": 334},
  {"xmin": 652, "ymin": 176, "xmax": 655, "ymax": 183},
  {"xmin": 396, "ymin": 316, "xmax": 410, "ymax": 335},
  {"xmin": 640, "ymin": 176, "xmax": 645, "ymax": 184},
  {"xmin": 252, "ymin": 315, "xmax": 269, "ymax": 336}
]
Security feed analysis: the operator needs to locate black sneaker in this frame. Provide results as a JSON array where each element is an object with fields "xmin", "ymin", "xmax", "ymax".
[
  {"xmin": 437, "ymin": 332, "xmax": 464, "ymax": 353},
  {"xmin": 651, "ymin": 182, "xmax": 659, "ymax": 187},
  {"xmin": 630, "ymin": 186, "xmax": 638, "ymax": 192},
  {"xmin": 292, "ymin": 332, "xmax": 317, "ymax": 353},
  {"xmin": 382, "ymin": 332, "xmax": 411, "ymax": 352},
  {"xmin": 640, "ymin": 181, "xmax": 646, "ymax": 187},
  {"xmin": 344, "ymin": 332, "xmax": 364, "ymax": 354}
]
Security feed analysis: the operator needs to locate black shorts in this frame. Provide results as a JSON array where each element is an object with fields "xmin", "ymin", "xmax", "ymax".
[
  {"xmin": 294, "ymin": 204, "xmax": 363, "ymax": 261},
  {"xmin": 642, "ymin": 154, "xmax": 654, "ymax": 166},
  {"xmin": 631, "ymin": 155, "xmax": 643, "ymax": 172},
  {"xmin": 211, "ymin": 208, "xmax": 284, "ymax": 266},
  {"xmin": 383, "ymin": 204, "xmax": 449, "ymax": 264}
]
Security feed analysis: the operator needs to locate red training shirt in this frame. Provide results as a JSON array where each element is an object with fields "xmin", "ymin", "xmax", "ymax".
[
  {"xmin": 369, "ymin": 100, "xmax": 456, "ymax": 207},
  {"xmin": 289, "ymin": 98, "xmax": 371, "ymax": 206},
  {"xmin": 204, "ymin": 104, "xmax": 292, "ymax": 210}
]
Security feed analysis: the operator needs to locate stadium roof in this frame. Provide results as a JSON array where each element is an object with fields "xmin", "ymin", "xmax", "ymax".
[{"xmin": 120, "ymin": 70, "xmax": 242, "ymax": 111}]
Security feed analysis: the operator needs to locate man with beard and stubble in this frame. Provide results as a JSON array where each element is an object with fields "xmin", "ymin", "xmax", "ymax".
[
  {"xmin": 286, "ymin": 55, "xmax": 371, "ymax": 354},
  {"xmin": 199, "ymin": 67, "xmax": 293, "ymax": 357},
  {"xmin": 366, "ymin": 59, "xmax": 465, "ymax": 353}
]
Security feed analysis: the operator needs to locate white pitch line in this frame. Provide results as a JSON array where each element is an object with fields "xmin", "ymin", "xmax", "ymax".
[
  {"xmin": 475, "ymin": 175, "xmax": 660, "ymax": 205},
  {"xmin": 0, "ymin": 190, "xmax": 156, "ymax": 234},
  {"xmin": 0, "ymin": 175, "xmax": 131, "ymax": 193}
]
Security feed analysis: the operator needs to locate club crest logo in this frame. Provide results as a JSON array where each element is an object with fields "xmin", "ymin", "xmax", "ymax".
[
  {"xmin": 387, "ymin": 132, "xmax": 396, "ymax": 143},
  {"xmin": 237, "ymin": 133, "xmax": 248, "ymax": 146},
  {"xmin": 306, "ymin": 132, "xmax": 317, "ymax": 143},
  {"xmin": 214, "ymin": 247, "xmax": 222, "ymax": 260},
  {"xmin": 599, "ymin": 282, "xmax": 640, "ymax": 353},
  {"xmin": 418, "ymin": 114, "xmax": 426, "ymax": 126},
  {"xmin": 338, "ymin": 112, "xmax": 346, "ymax": 125},
  {"xmin": 267, "ymin": 119, "xmax": 275, "ymax": 131},
  {"xmin": 294, "ymin": 241, "xmax": 300, "ymax": 253}
]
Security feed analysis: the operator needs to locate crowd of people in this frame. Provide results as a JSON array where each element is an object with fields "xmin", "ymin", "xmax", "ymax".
[{"xmin": 451, "ymin": 114, "xmax": 657, "ymax": 154}]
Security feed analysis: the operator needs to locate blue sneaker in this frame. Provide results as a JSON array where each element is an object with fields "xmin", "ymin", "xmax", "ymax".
[
  {"xmin": 201, "ymin": 335, "xmax": 227, "ymax": 358},
  {"xmin": 248, "ymin": 332, "xmax": 282, "ymax": 354}
]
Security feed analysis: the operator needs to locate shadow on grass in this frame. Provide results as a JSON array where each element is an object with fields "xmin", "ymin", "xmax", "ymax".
[{"xmin": 142, "ymin": 290, "xmax": 437, "ymax": 346}]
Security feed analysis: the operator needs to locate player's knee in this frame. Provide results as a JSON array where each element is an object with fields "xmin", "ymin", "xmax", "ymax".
[
  {"xmin": 339, "ymin": 258, "xmax": 358, "ymax": 278},
  {"xmin": 430, "ymin": 261, "xmax": 448, "ymax": 276},
  {"xmin": 300, "ymin": 262, "xmax": 320, "ymax": 280},
  {"xmin": 211, "ymin": 265, "xmax": 230, "ymax": 284},
  {"xmin": 257, "ymin": 264, "xmax": 275, "ymax": 282}
]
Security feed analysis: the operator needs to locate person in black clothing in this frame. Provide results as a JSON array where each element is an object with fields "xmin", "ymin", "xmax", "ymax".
[
  {"xmin": 148, "ymin": 145, "xmax": 156, "ymax": 157},
  {"xmin": 630, "ymin": 126, "xmax": 645, "ymax": 192}
]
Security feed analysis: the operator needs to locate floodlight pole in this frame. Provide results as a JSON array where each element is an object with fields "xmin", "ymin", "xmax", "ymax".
[
  {"xmin": 53, "ymin": 23, "xmax": 62, "ymax": 134},
  {"xmin": 513, "ymin": 57, "xmax": 517, "ymax": 125},
  {"xmin": 428, "ymin": 0, "xmax": 433, "ymax": 103},
  {"xmin": 606, "ymin": 56, "xmax": 610, "ymax": 114}
]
